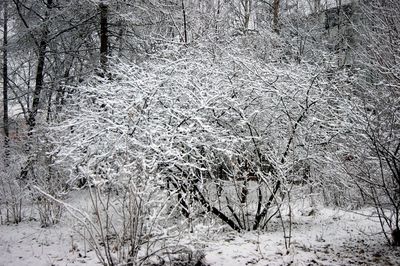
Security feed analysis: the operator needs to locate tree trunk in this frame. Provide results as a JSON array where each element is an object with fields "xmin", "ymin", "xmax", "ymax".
[
  {"xmin": 27, "ymin": 37, "xmax": 48, "ymax": 133},
  {"xmin": 99, "ymin": 2, "xmax": 108, "ymax": 73},
  {"xmin": 2, "ymin": 0, "xmax": 9, "ymax": 166},
  {"xmin": 181, "ymin": 0, "xmax": 188, "ymax": 44},
  {"xmin": 273, "ymin": 0, "xmax": 280, "ymax": 34}
]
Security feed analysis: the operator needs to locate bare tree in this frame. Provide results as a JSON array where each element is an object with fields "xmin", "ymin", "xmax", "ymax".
[{"xmin": 15, "ymin": 0, "xmax": 54, "ymax": 179}]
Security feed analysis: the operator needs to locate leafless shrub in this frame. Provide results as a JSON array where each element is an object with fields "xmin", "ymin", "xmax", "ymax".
[
  {"xmin": 0, "ymin": 165, "xmax": 24, "ymax": 224},
  {"xmin": 32, "ymin": 156, "xmax": 65, "ymax": 227},
  {"xmin": 34, "ymin": 195, "xmax": 63, "ymax": 227}
]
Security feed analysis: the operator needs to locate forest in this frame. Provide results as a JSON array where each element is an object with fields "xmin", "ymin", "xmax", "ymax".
[{"xmin": 0, "ymin": 0, "xmax": 399, "ymax": 265}]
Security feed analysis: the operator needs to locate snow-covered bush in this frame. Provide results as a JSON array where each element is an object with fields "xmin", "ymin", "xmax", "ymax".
[{"xmin": 51, "ymin": 42, "xmax": 341, "ymax": 232}]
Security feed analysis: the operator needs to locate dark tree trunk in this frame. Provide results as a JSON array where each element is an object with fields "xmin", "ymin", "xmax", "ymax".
[
  {"xmin": 27, "ymin": 37, "xmax": 48, "ymax": 133},
  {"xmin": 99, "ymin": 2, "xmax": 108, "ymax": 73},
  {"xmin": 27, "ymin": 0, "xmax": 53, "ymax": 133},
  {"xmin": 273, "ymin": 0, "xmax": 280, "ymax": 34},
  {"xmin": 181, "ymin": 0, "xmax": 188, "ymax": 44},
  {"xmin": 2, "ymin": 0, "xmax": 9, "ymax": 166}
]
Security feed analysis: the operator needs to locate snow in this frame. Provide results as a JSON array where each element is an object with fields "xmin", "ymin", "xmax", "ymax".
[
  {"xmin": 202, "ymin": 208, "xmax": 397, "ymax": 265},
  {"xmin": 1, "ymin": 196, "xmax": 398, "ymax": 266},
  {"xmin": 0, "ymin": 222, "xmax": 97, "ymax": 266}
]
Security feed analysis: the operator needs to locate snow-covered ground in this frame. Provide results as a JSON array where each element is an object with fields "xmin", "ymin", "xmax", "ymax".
[
  {"xmin": 0, "ymin": 194, "xmax": 399, "ymax": 266},
  {"xmin": 202, "ymin": 208, "xmax": 399, "ymax": 265},
  {"xmin": 0, "ymin": 222, "xmax": 92, "ymax": 266}
]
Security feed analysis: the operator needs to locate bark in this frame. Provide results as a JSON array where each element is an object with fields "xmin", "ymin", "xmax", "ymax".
[
  {"xmin": 273, "ymin": 0, "xmax": 280, "ymax": 34},
  {"xmin": 99, "ymin": 2, "xmax": 108, "ymax": 73},
  {"xmin": 27, "ymin": 37, "xmax": 48, "ymax": 133},
  {"xmin": 181, "ymin": 0, "xmax": 188, "ymax": 44},
  {"xmin": 3, "ymin": 0, "xmax": 9, "ymax": 166}
]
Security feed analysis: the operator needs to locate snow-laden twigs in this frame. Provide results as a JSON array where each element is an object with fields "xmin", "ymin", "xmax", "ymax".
[{"xmin": 48, "ymin": 42, "xmax": 343, "ymax": 238}]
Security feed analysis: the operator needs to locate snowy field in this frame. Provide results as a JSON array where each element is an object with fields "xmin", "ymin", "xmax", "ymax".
[{"xmin": 1, "ymin": 191, "xmax": 398, "ymax": 266}]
